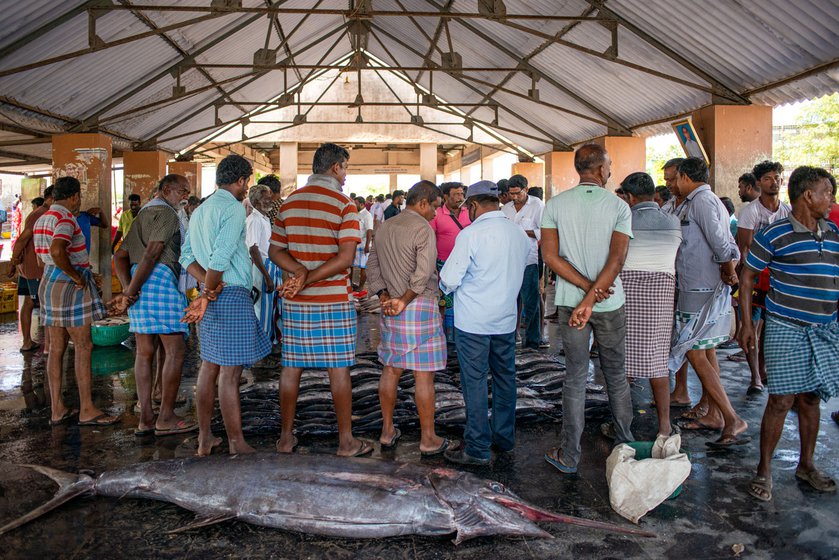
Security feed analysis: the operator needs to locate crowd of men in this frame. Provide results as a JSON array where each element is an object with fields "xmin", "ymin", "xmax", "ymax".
[{"xmin": 11, "ymin": 141, "xmax": 838, "ymax": 501}]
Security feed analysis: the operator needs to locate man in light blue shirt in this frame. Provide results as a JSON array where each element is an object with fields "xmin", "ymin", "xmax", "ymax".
[
  {"xmin": 540, "ymin": 143, "xmax": 634, "ymax": 475},
  {"xmin": 439, "ymin": 180, "xmax": 529, "ymax": 465},
  {"xmin": 180, "ymin": 154, "xmax": 271, "ymax": 457}
]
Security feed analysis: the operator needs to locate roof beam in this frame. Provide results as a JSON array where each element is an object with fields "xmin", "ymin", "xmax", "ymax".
[
  {"xmin": 0, "ymin": 0, "xmax": 102, "ymax": 59},
  {"xmin": 0, "ymin": 149, "xmax": 50, "ymax": 165},
  {"xmin": 421, "ymin": 0, "xmax": 633, "ymax": 135},
  {"xmin": 584, "ymin": 0, "xmax": 749, "ymax": 104}
]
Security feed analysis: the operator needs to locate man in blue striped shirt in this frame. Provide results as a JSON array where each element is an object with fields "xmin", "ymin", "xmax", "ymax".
[{"xmin": 739, "ymin": 166, "xmax": 839, "ymax": 502}]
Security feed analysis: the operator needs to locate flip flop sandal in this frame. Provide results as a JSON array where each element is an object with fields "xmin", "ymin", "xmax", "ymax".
[
  {"xmin": 679, "ymin": 406, "xmax": 709, "ymax": 420},
  {"xmin": 670, "ymin": 401, "xmax": 693, "ymax": 409},
  {"xmin": 795, "ymin": 469, "xmax": 837, "ymax": 493},
  {"xmin": 155, "ymin": 420, "xmax": 198, "ymax": 437},
  {"xmin": 78, "ymin": 413, "xmax": 121, "ymax": 427},
  {"xmin": 748, "ymin": 475, "xmax": 772, "ymax": 501},
  {"xmin": 677, "ymin": 418, "xmax": 721, "ymax": 431},
  {"xmin": 746, "ymin": 385, "xmax": 765, "ymax": 397},
  {"xmin": 421, "ymin": 438, "xmax": 455, "ymax": 457},
  {"xmin": 134, "ymin": 427, "xmax": 155, "ymax": 437},
  {"xmin": 706, "ymin": 435, "xmax": 752, "ymax": 449},
  {"xmin": 276, "ymin": 435, "xmax": 299, "ymax": 454},
  {"xmin": 344, "ymin": 440, "xmax": 373, "ymax": 458},
  {"xmin": 544, "ymin": 448, "xmax": 577, "ymax": 474},
  {"xmin": 19, "ymin": 343, "xmax": 40, "ymax": 353},
  {"xmin": 380, "ymin": 428, "xmax": 402, "ymax": 449},
  {"xmin": 49, "ymin": 408, "xmax": 78, "ymax": 426},
  {"xmin": 831, "ymin": 411, "xmax": 839, "ymax": 426}
]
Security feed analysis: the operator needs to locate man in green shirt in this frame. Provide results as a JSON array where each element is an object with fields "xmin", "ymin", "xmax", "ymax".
[
  {"xmin": 541, "ymin": 143, "xmax": 634, "ymax": 475},
  {"xmin": 112, "ymin": 193, "xmax": 141, "ymax": 251}
]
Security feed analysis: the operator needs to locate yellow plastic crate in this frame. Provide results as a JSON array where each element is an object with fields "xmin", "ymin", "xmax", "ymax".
[{"xmin": 0, "ymin": 285, "xmax": 17, "ymax": 313}]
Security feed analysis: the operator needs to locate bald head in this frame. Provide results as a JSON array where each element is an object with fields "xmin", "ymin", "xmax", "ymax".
[{"xmin": 574, "ymin": 143, "xmax": 611, "ymax": 187}]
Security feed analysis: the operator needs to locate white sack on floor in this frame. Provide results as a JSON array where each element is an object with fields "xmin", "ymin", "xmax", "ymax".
[{"xmin": 605, "ymin": 434, "xmax": 691, "ymax": 523}]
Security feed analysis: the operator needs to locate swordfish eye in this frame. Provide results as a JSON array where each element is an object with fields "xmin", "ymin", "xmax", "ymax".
[{"xmin": 489, "ymin": 482, "xmax": 505, "ymax": 493}]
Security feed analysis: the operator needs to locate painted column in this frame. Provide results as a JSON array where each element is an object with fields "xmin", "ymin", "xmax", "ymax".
[
  {"xmin": 543, "ymin": 151, "xmax": 576, "ymax": 200},
  {"xmin": 168, "ymin": 161, "xmax": 202, "ymax": 198},
  {"xmin": 123, "ymin": 150, "xmax": 167, "ymax": 205},
  {"xmin": 511, "ymin": 161, "xmax": 545, "ymax": 192},
  {"xmin": 52, "ymin": 133, "xmax": 112, "ymax": 299},
  {"xmin": 419, "ymin": 143, "xmax": 437, "ymax": 182},
  {"xmin": 690, "ymin": 104, "xmax": 772, "ymax": 202},
  {"xmin": 592, "ymin": 136, "xmax": 646, "ymax": 191},
  {"xmin": 279, "ymin": 142, "xmax": 298, "ymax": 197}
]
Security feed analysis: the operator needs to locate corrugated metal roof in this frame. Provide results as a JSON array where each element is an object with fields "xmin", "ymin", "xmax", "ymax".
[{"xmin": 0, "ymin": 0, "xmax": 836, "ymax": 167}]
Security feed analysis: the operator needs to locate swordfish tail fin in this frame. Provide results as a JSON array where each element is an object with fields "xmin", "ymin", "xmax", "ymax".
[{"xmin": 0, "ymin": 465, "xmax": 95, "ymax": 536}]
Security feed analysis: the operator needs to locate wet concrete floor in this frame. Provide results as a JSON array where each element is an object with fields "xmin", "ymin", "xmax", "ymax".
[{"xmin": 0, "ymin": 312, "xmax": 837, "ymax": 559}]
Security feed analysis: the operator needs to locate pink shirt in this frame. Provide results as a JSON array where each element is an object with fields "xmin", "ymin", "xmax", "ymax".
[{"xmin": 430, "ymin": 205, "xmax": 471, "ymax": 261}]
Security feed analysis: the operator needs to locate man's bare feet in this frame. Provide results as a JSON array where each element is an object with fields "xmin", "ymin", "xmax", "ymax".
[
  {"xmin": 419, "ymin": 435, "xmax": 445, "ymax": 454},
  {"xmin": 228, "ymin": 440, "xmax": 256, "ymax": 455},
  {"xmin": 276, "ymin": 435, "xmax": 298, "ymax": 454},
  {"xmin": 196, "ymin": 436, "xmax": 223, "ymax": 457},
  {"xmin": 724, "ymin": 417, "xmax": 749, "ymax": 439},
  {"xmin": 336, "ymin": 438, "xmax": 373, "ymax": 457}
]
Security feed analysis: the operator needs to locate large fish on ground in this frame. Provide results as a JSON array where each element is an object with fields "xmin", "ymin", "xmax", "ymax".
[{"xmin": 1, "ymin": 454, "xmax": 654, "ymax": 543}]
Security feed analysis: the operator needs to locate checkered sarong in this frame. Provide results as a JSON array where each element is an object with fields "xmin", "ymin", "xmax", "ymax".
[
  {"xmin": 281, "ymin": 301, "xmax": 356, "ymax": 368},
  {"xmin": 378, "ymin": 296, "xmax": 447, "ymax": 371},
  {"xmin": 39, "ymin": 265, "xmax": 106, "ymax": 327},
  {"xmin": 669, "ymin": 283, "xmax": 732, "ymax": 371},
  {"xmin": 199, "ymin": 286, "xmax": 271, "ymax": 366},
  {"xmin": 764, "ymin": 314, "xmax": 839, "ymax": 401},
  {"xmin": 128, "ymin": 264, "xmax": 188, "ymax": 335},
  {"xmin": 621, "ymin": 270, "xmax": 675, "ymax": 378},
  {"xmin": 255, "ymin": 258, "xmax": 283, "ymax": 344},
  {"xmin": 353, "ymin": 246, "xmax": 368, "ymax": 269}
]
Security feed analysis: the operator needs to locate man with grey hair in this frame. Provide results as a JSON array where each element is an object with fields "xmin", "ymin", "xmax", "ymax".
[
  {"xmin": 181, "ymin": 154, "xmax": 271, "ymax": 456},
  {"xmin": 247, "ymin": 184, "xmax": 283, "ymax": 344},
  {"xmin": 541, "ymin": 143, "xmax": 634, "ymax": 475},
  {"xmin": 270, "ymin": 143, "xmax": 370, "ymax": 457}
]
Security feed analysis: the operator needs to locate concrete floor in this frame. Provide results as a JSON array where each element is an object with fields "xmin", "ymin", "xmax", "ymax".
[{"xmin": 0, "ymin": 312, "xmax": 837, "ymax": 559}]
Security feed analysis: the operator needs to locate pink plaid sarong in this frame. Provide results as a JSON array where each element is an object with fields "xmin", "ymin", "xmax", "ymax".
[{"xmin": 378, "ymin": 296, "xmax": 447, "ymax": 371}]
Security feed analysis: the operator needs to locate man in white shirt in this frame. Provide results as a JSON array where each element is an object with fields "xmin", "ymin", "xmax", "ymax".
[
  {"xmin": 735, "ymin": 160, "xmax": 791, "ymax": 395},
  {"xmin": 439, "ymin": 180, "xmax": 529, "ymax": 465},
  {"xmin": 353, "ymin": 196, "xmax": 374, "ymax": 293},
  {"xmin": 501, "ymin": 174, "xmax": 544, "ymax": 350},
  {"xmin": 371, "ymin": 194, "xmax": 385, "ymax": 229}
]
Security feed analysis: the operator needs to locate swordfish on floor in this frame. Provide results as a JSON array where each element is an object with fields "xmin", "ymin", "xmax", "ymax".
[{"xmin": 0, "ymin": 453, "xmax": 654, "ymax": 543}]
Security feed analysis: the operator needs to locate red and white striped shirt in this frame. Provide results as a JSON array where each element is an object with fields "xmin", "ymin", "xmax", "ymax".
[
  {"xmin": 33, "ymin": 203, "xmax": 90, "ymax": 268},
  {"xmin": 271, "ymin": 176, "xmax": 360, "ymax": 304}
]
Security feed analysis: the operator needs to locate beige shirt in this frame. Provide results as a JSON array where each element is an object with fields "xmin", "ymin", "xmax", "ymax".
[{"xmin": 367, "ymin": 208, "xmax": 439, "ymax": 300}]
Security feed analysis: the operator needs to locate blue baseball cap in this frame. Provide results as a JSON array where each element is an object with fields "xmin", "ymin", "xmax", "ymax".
[{"xmin": 466, "ymin": 180, "xmax": 499, "ymax": 198}]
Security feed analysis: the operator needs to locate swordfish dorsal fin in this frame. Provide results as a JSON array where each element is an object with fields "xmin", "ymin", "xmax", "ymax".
[{"xmin": 0, "ymin": 465, "xmax": 95, "ymax": 536}]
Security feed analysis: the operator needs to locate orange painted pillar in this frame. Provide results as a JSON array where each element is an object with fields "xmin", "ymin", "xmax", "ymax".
[
  {"xmin": 168, "ymin": 161, "xmax": 203, "ymax": 197},
  {"xmin": 52, "ymin": 133, "xmax": 113, "ymax": 299},
  {"xmin": 690, "ymin": 104, "xmax": 772, "ymax": 202},
  {"xmin": 123, "ymin": 150, "xmax": 167, "ymax": 206},
  {"xmin": 592, "ymin": 135, "xmax": 646, "ymax": 192},
  {"xmin": 544, "ymin": 151, "xmax": 576, "ymax": 200},
  {"xmin": 511, "ymin": 161, "xmax": 545, "ymax": 192}
]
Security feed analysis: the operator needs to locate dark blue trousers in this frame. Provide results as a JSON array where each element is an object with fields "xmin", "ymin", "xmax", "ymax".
[
  {"xmin": 454, "ymin": 328, "xmax": 517, "ymax": 460},
  {"xmin": 520, "ymin": 264, "xmax": 541, "ymax": 349}
]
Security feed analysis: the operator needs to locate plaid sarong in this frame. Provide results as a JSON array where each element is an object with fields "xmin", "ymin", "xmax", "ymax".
[
  {"xmin": 378, "ymin": 296, "xmax": 447, "ymax": 371},
  {"xmin": 621, "ymin": 270, "xmax": 675, "ymax": 378},
  {"xmin": 282, "ymin": 300, "xmax": 356, "ymax": 368},
  {"xmin": 255, "ymin": 257, "xmax": 283, "ymax": 344},
  {"xmin": 128, "ymin": 263, "xmax": 188, "ymax": 335},
  {"xmin": 199, "ymin": 286, "xmax": 271, "ymax": 366},
  {"xmin": 669, "ymin": 282, "xmax": 732, "ymax": 372},
  {"xmin": 764, "ymin": 314, "xmax": 839, "ymax": 401},
  {"xmin": 353, "ymin": 246, "xmax": 368, "ymax": 269},
  {"xmin": 39, "ymin": 265, "xmax": 106, "ymax": 327}
]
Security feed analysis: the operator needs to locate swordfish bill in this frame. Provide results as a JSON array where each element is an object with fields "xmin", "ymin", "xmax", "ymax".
[{"xmin": 0, "ymin": 454, "xmax": 656, "ymax": 542}]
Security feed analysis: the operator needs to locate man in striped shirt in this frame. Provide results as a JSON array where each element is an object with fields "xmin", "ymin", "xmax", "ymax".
[
  {"xmin": 34, "ymin": 177, "xmax": 118, "ymax": 427},
  {"xmin": 270, "ymin": 143, "xmax": 370, "ymax": 457},
  {"xmin": 740, "ymin": 166, "xmax": 839, "ymax": 501}
]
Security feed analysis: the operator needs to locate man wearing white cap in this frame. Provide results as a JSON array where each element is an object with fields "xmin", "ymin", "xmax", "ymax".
[{"xmin": 439, "ymin": 180, "xmax": 530, "ymax": 465}]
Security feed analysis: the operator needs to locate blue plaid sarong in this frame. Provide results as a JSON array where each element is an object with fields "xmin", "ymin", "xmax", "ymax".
[
  {"xmin": 764, "ymin": 314, "xmax": 839, "ymax": 401},
  {"xmin": 39, "ymin": 265, "xmax": 106, "ymax": 327},
  {"xmin": 199, "ymin": 285, "xmax": 271, "ymax": 366},
  {"xmin": 281, "ymin": 301, "xmax": 356, "ymax": 368},
  {"xmin": 255, "ymin": 257, "xmax": 283, "ymax": 344},
  {"xmin": 128, "ymin": 264, "xmax": 188, "ymax": 335}
]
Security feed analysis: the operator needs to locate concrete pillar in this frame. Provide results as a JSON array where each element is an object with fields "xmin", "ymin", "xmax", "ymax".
[
  {"xmin": 543, "ymin": 151, "xmax": 576, "ymax": 200},
  {"xmin": 124, "ymin": 150, "xmax": 167, "ymax": 205},
  {"xmin": 419, "ymin": 143, "xmax": 437, "ymax": 182},
  {"xmin": 389, "ymin": 174, "xmax": 398, "ymax": 192},
  {"xmin": 511, "ymin": 161, "xmax": 545, "ymax": 191},
  {"xmin": 279, "ymin": 141, "xmax": 298, "ymax": 197},
  {"xmin": 690, "ymin": 104, "xmax": 773, "ymax": 202},
  {"xmin": 52, "ymin": 133, "xmax": 112, "ymax": 299},
  {"xmin": 592, "ymin": 135, "xmax": 646, "ymax": 191},
  {"xmin": 168, "ymin": 161, "xmax": 202, "ymax": 198}
]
